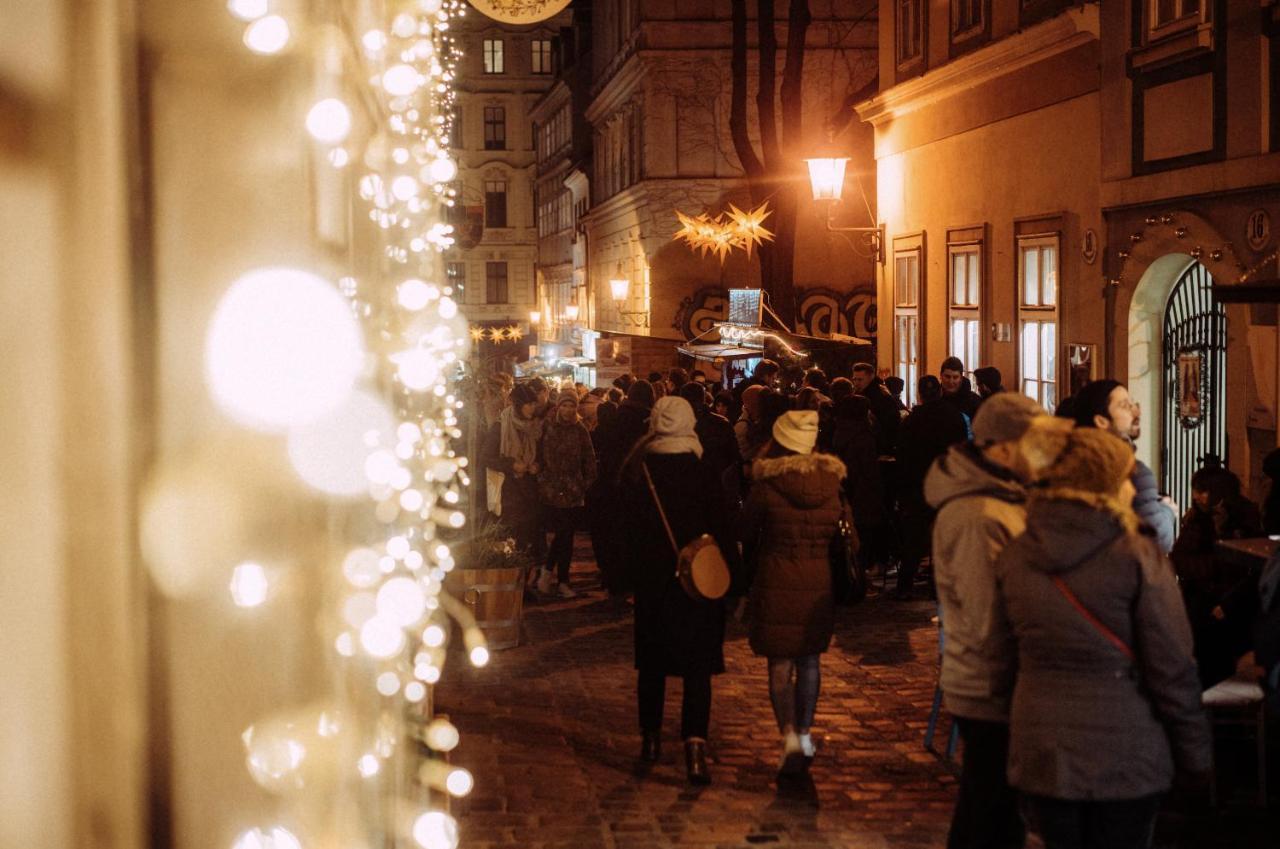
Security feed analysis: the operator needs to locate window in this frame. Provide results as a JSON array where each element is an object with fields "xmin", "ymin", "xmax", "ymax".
[
  {"xmin": 483, "ymin": 106, "xmax": 506, "ymax": 150},
  {"xmin": 483, "ymin": 39, "xmax": 504, "ymax": 74},
  {"xmin": 896, "ymin": 0, "xmax": 924, "ymax": 67},
  {"xmin": 532, "ymin": 39, "xmax": 553, "ymax": 74},
  {"xmin": 1017, "ymin": 236, "xmax": 1059, "ymax": 409},
  {"xmin": 447, "ymin": 261, "xmax": 466, "ymax": 301},
  {"xmin": 484, "ymin": 180, "xmax": 508, "ymax": 228},
  {"xmin": 485, "ymin": 262, "xmax": 509, "ymax": 304},
  {"xmin": 447, "ymin": 106, "xmax": 462, "ymax": 148},
  {"xmin": 952, "ymin": 0, "xmax": 983, "ymax": 36},
  {"xmin": 894, "ymin": 247, "xmax": 922, "ymax": 407},
  {"xmin": 948, "ymin": 244, "xmax": 981, "ymax": 373}
]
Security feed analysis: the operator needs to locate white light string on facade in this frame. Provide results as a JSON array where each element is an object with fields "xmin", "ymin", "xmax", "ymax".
[{"xmin": 215, "ymin": 3, "xmax": 482, "ymax": 849}]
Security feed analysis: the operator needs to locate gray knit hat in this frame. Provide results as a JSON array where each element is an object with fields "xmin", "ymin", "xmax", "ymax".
[{"xmin": 972, "ymin": 393, "xmax": 1048, "ymax": 446}]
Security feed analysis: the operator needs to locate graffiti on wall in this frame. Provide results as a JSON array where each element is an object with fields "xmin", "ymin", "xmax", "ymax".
[{"xmin": 673, "ymin": 285, "xmax": 877, "ymax": 342}]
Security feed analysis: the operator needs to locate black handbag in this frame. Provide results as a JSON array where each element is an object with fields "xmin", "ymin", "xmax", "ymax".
[{"xmin": 830, "ymin": 497, "xmax": 866, "ymax": 605}]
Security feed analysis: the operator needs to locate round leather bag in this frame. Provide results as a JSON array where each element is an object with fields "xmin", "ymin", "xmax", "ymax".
[{"xmin": 676, "ymin": 534, "xmax": 731, "ymax": 601}]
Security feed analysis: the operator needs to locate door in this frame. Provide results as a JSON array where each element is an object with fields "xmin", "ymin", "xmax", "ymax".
[{"xmin": 1161, "ymin": 260, "xmax": 1227, "ymax": 511}]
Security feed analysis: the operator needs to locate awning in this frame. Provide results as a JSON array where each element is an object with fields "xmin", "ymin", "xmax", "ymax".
[{"xmin": 676, "ymin": 343, "xmax": 764, "ymax": 362}]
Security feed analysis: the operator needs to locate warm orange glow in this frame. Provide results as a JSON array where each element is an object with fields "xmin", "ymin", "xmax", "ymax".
[{"xmin": 805, "ymin": 156, "xmax": 848, "ymax": 202}]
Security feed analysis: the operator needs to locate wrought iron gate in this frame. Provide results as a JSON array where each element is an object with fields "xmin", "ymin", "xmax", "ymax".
[{"xmin": 1161, "ymin": 261, "xmax": 1227, "ymax": 512}]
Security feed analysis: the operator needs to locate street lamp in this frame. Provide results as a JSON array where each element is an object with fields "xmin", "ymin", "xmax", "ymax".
[
  {"xmin": 529, "ymin": 310, "xmax": 541, "ymax": 325},
  {"xmin": 609, "ymin": 271, "xmax": 647, "ymax": 327},
  {"xmin": 804, "ymin": 152, "xmax": 884, "ymax": 264},
  {"xmin": 565, "ymin": 303, "xmax": 580, "ymax": 321}
]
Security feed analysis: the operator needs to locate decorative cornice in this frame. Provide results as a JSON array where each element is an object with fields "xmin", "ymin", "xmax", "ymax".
[{"xmin": 856, "ymin": 5, "xmax": 1100, "ymax": 127}]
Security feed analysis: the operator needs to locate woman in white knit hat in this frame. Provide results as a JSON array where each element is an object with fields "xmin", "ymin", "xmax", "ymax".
[{"xmin": 742, "ymin": 409, "xmax": 852, "ymax": 775}]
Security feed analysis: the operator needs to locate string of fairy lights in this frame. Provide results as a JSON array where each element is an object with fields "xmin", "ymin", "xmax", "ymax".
[{"xmin": 213, "ymin": 2, "xmax": 503, "ymax": 848}]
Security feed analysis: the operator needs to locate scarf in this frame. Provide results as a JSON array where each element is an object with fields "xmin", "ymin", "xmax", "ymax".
[{"xmin": 499, "ymin": 405, "xmax": 542, "ymax": 468}]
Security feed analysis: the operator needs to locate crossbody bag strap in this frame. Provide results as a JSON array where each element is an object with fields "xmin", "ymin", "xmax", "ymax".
[
  {"xmin": 1050, "ymin": 575, "xmax": 1136, "ymax": 662},
  {"xmin": 640, "ymin": 460, "xmax": 680, "ymax": 561}
]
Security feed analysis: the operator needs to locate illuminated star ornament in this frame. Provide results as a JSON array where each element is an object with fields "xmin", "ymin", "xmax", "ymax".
[{"xmin": 673, "ymin": 202, "xmax": 774, "ymax": 263}]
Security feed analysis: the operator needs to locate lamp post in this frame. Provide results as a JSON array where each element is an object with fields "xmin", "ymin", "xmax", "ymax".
[{"xmin": 804, "ymin": 154, "xmax": 884, "ymax": 264}]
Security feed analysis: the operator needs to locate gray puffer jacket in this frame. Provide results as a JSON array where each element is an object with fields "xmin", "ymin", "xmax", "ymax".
[
  {"xmin": 925, "ymin": 443, "xmax": 1027, "ymax": 722},
  {"xmin": 996, "ymin": 498, "xmax": 1211, "ymax": 800}
]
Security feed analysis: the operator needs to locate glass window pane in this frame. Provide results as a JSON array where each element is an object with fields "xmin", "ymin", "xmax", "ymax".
[
  {"xmin": 1022, "ymin": 247, "xmax": 1040, "ymax": 306},
  {"xmin": 1042, "ymin": 245, "xmax": 1057, "ymax": 306},
  {"xmin": 895, "ymin": 258, "xmax": 908, "ymax": 304},
  {"xmin": 908, "ymin": 256, "xmax": 919, "ymax": 303},
  {"xmin": 967, "ymin": 319, "xmax": 980, "ymax": 368},
  {"xmin": 951, "ymin": 253, "xmax": 964, "ymax": 304},
  {"xmin": 967, "ymin": 253, "xmax": 980, "ymax": 305},
  {"xmin": 1044, "ymin": 381, "xmax": 1056, "ymax": 411},
  {"xmin": 1042, "ymin": 321, "xmax": 1056, "ymax": 381},
  {"xmin": 910, "ymin": 316, "xmax": 918, "ymax": 364},
  {"xmin": 1022, "ymin": 322, "xmax": 1039, "ymax": 381}
]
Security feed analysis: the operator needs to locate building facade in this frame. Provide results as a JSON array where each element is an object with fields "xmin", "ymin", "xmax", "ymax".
[
  {"xmin": 449, "ymin": 6, "xmax": 572, "ymax": 353},
  {"xmin": 530, "ymin": 0, "xmax": 594, "ymax": 358},
  {"xmin": 859, "ymin": 0, "xmax": 1280, "ymax": 503},
  {"xmin": 576, "ymin": 0, "xmax": 882, "ymax": 364}
]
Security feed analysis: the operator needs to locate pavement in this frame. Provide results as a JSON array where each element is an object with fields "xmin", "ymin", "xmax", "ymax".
[{"xmin": 434, "ymin": 538, "xmax": 1278, "ymax": 848}]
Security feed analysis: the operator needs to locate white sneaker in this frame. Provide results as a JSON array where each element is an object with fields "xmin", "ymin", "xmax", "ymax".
[
  {"xmin": 798, "ymin": 732, "xmax": 816, "ymax": 759},
  {"xmin": 536, "ymin": 569, "xmax": 555, "ymax": 596},
  {"xmin": 556, "ymin": 582, "xmax": 577, "ymax": 599}
]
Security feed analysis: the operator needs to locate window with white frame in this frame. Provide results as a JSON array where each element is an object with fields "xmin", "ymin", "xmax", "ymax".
[
  {"xmin": 1017, "ymin": 235, "xmax": 1059, "ymax": 409},
  {"xmin": 948, "ymin": 244, "xmax": 981, "ymax": 373},
  {"xmin": 894, "ymin": 247, "xmax": 922, "ymax": 406},
  {"xmin": 483, "ymin": 39, "xmax": 504, "ymax": 74},
  {"xmin": 484, "ymin": 106, "xmax": 506, "ymax": 150},
  {"xmin": 532, "ymin": 39, "xmax": 553, "ymax": 74},
  {"xmin": 484, "ymin": 179, "xmax": 508, "ymax": 228}
]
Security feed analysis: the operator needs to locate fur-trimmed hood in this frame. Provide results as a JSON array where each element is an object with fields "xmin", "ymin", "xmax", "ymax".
[{"xmin": 751, "ymin": 452, "xmax": 846, "ymax": 509}]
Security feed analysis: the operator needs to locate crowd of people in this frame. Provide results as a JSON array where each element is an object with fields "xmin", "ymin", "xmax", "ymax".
[{"xmin": 476, "ymin": 355, "xmax": 1280, "ymax": 849}]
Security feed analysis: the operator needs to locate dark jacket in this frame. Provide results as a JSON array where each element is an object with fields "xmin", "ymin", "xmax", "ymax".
[
  {"xmin": 694, "ymin": 409, "xmax": 741, "ymax": 482},
  {"xmin": 622, "ymin": 452, "xmax": 739, "ymax": 676},
  {"xmin": 858, "ymin": 379, "xmax": 901, "ymax": 456},
  {"xmin": 599, "ymin": 400, "xmax": 649, "ymax": 485},
  {"xmin": 942, "ymin": 388, "xmax": 982, "ymax": 422},
  {"xmin": 1132, "ymin": 458, "xmax": 1176, "ymax": 553},
  {"xmin": 897, "ymin": 399, "xmax": 969, "ymax": 507},
  {"xmin": 538, "ymin": 417, "xmax": 597, "ymax": 509},
  {"xmin": 743, "ymin": 452, "xmax": 849, "ymax": 658},
  {"xmin": 997, "ymin": 498, "xmax": 1211, "ymax": 800},
  {"xmin": 829, "ymin": 396, "xmax": 885, "ymax": 528}
]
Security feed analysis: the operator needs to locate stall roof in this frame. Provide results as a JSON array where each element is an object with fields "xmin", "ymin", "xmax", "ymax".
[{"xmin": 676, "ymin": 343, "xmax": 765, "ymax": 362}]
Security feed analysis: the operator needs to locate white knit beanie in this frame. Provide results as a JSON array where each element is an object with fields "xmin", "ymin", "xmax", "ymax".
[{"xmin": 772, "ymin": 410, "xmax": 819, "ymax": 455}]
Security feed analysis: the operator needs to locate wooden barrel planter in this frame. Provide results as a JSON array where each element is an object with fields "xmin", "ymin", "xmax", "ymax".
[{"xmin": 446, "ymin": 565, "xmax": 524, "ymax": 650}]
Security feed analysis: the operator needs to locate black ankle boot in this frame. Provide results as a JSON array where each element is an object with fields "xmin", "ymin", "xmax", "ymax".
[
  {"xmin": 640, "ymin": 730, "xmax": 661, "ymax": 762},
  {"xmin": 684, "ymin": 738, "xmax": 711, "ymax": 785}
]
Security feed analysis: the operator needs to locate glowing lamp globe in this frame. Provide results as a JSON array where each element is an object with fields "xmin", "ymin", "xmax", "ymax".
[
  {"xmin": 469, "ymin": 0, "xmax": 571, "ymax": 24},
  {"xmin": 412, "ymin": 811, "xmax": 459, "ymax": 849},
  {"xmin": 382, "ymin": 64, "xmax": 421, "ymax": 97},
  {"xmin": 227, "ymin": 0, "xmax": 269, "ymax": 21},
  {"xmin": 305, "ymin": 98, "xmax": 352, "ymax": 144},
  {"xmin": 529, "ymin": 310, "xmax": 541, "ymax": 325},
  {"xmin": 205, "ymin": 267, "xmax": 364, "ymax": 431},
  {"xmin": 805, "ymin": 156, "xmax": 848, "ymax": 202},
  {"xmin": 609, "ymin": 278, "xmax": 629, "ymax": 302},
  {"xmin": 244, "ymin": 15, "xmax": 291, "ymax": 54},
  {"xmin": 565, "ymin": 304, "xmax": 580, "ymax": 320}
]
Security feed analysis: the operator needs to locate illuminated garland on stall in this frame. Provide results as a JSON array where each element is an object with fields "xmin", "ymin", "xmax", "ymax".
[{"xmin": 217, "ymin": 3, "xmax": 485, "ymax": 849}]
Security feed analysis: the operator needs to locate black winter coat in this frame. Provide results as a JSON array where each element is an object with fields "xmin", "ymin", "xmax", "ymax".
[
  {"xmin": 897, "ymin": 399, "xmax": 968, "ymax": 508},
  {"xmin": 622, "ymin": 452, "xmax": 739, "ymax": 676}
]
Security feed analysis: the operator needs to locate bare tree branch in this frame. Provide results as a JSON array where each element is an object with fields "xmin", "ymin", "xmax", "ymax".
[
  {"xmin": 756, "ymin": 0, "xmax": 780, "ymax": 169},
  {"xmin": 729, "ymin": 0, "xmax": 764, "ymax": 182},
  {"xmin": 780, "ymin": 0, "xmax": 811, "ymax": 153}
]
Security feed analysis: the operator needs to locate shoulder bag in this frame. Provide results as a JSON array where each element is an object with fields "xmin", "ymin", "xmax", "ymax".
[
  {"xmin": 641, "ymin": 460, "xmax": 731, "ymax": 601},
  {"xmin": 830, "ymin": 494, "xmax": 866, "ymax": 605}
]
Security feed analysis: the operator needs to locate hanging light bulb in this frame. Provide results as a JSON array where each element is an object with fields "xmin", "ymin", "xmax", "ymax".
[
  {"xmin": 244, "ymin": 15, "xmax": 291, "ymax": 54},
  {"xmin": 306, "ymin": 98, "xmax": 352, "ymax": 144}
]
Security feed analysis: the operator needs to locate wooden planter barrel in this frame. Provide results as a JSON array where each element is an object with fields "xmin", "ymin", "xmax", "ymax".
[{"xmin": 447, "ymin": 565, "xmax": 524, "ymax": 650}]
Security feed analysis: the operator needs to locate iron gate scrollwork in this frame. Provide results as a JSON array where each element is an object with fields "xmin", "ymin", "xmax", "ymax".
[{"xmin": 1161, "ymin": 261, "xmax": 1227, "ymax": 513}]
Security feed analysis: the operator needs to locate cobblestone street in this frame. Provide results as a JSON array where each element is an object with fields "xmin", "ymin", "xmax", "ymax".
[{"xmin": 436, "ymin": 543, "xmax": 959, "ymax": 849}]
